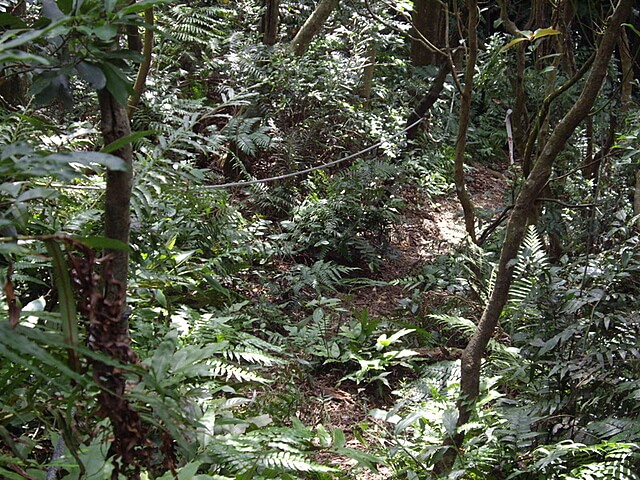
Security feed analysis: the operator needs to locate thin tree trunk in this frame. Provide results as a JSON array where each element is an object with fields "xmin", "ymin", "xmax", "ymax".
[
  {"xmin": 358, "ymin": 43, "xmax": 376, "ymax": 99},
  {"xmin": 434, "ymin": 0, "xmax": 633, "ymax": 473},
  {"xmin": 290, "ymin": 0, "xmax": 339, "ymax": 56},
  {"xmin": 498, "ymin": 0, "xmax": 529, "ymax": 160},
  {"xmin": 454, "ymin": 0, "xmax": 477, "ymax": 243},
  {"xmin": 406, "ymin": 62, "xmax": 449, "ymax": 139},
  {"xmin": 634, "ymin": 170, "xmax": 640, "ymax": 228},
  {"xmin": 262, "ymin": 0, "xmax": 279, "ymax": 45},
  {"xmin": 129, "ymin": 7, "xmax": 154, "ymax": 114},
  {"xmin": 98, "ymin": 89, "xmax": 133, "ymax": 297}
]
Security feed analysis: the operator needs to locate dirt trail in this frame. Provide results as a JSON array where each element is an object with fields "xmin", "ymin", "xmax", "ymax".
[{"xmin": 298, "ymin": 164, "xmax": 509, "ymax": 479}]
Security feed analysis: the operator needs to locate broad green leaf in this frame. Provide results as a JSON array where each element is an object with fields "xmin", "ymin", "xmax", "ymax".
[
  {"xmin": 332, "ymin": 428, "xmax": 346, "ymax": 448},
  {"xmin": 100, "ymin": 130, "xmax": 158, "ymax": 154},
  {"xmin": 0, "ymin": 51, "xmax": 51, "ymax": 65},
  {"xmin": 45, "ymin": 239, "xmax": 80, "ymax": 372},
  {"xmin": 442, "ymin": 408, "xmax": 459, "ymax": 436},
  {"xmin": 500, "ymin": 36, "xmax": 529, "ymax": 52},
  {"xmin": 41, "ymin": 0, "xmax": 65, "ymax": 19},
  {"xmin": 0, "ymin": 19, "xmax": 67, "ymax": 52},
  {"xmin": 76, "ymin": 61, "xmax": 106, "ymax": 89},
  {"xmin": 74, "ymin": 236, "xmax": 130, "ymax": 251},
  {"xmin": 57, "ymin": 0, "xmax": 73, "ymax": 14},
  {"xmin": 46, "ymin": 151, "xmax": 129, "ymax": 171},
  {"xmin": 101, "ymin": 61, "xmax": 132, "ymax": 105},
  {"xmin": 532, "ymin": 27, "xmax": 561, "ymax": 40},
  {"xmin": 92, "ymin": 24, "xmax": 118, "ymax": 42},
  {"xmin": 16, "ymin": 187, "xmax": 58, "ymax": 203},
  {"xmin": 120, "ymin": 0, "xmax": 170, "ymax": 15},
  {"xmin": 0, "ymin": 14, "xmax": 28, "ymax": 29}
]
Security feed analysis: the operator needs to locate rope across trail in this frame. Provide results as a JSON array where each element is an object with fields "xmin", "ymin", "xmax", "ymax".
[{"xmin": 201, "ymin": 117, "xmax": 424, "ymax": 190}]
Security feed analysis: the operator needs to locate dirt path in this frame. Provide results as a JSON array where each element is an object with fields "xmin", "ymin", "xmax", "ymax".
[{"xmin": 297, "ymin": 164, "xmax": 509, "ymax": 479}]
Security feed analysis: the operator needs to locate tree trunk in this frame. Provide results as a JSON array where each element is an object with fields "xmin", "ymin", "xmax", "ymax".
[
  {"xmin": 129, "ymin": 7, "xmax": 154, "ymax": 114},
  {"xmin": 290, "ymin": 0, "xmax": 339, "ymax": 56},
  {"xmin": 435, "ymin": 0, "xmax": 633, "ymax": 473},
  {"xmin": 0, "ymin": 0, "xmax": 27, "ymax": 107},
  {"xmin": 410, "ymin": 0, "xmax": 446, "ymax": 66},
  {"xmin": 635, "ymin": 170, "xmax": 640, "ymax": 228},
  {"xmin": 358, "ymin": 43, "xmax": 376, "ymax": 99},
  {"xmin": 497, "ymin": 0, "xmax": 529, "ymax": 160},
  {"xmin": 406, "ymin": 62, "xmax": 449, "ymax": 139},
  {"xmin": 262, "ymin": 0, "xmax": 279, "ymax": 46},
  {"xmin": 454, "ymin": 0, "xmax": 477, "ymax": 243},
  {"xmin": 98, "ymin": 90, "xmax": 133, "ymax": 297}
]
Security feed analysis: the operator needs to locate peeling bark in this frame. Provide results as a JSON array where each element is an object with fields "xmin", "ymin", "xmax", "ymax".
[{"xmin": 434, "ymin": 0, "xmax": 634, "ymax": 473}]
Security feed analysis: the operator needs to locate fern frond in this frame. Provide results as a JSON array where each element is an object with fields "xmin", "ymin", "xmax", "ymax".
[
  {"xmin": 430, "ymin": 314, "xmax": 476, "ymax": 339},
  {"xmin": 222, "ymin": 348, "xmax": 285, "ymax": 366},
  {"xmin": 256, "ymin": 451, "xmax": 336, "ymax": 473},
  {"xmin": 208, "ymin": 359, "xmax": 270, "ymax": 383}
]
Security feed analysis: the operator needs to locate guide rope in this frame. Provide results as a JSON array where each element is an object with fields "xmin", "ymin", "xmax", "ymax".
[{"xmin": 202, "ymin": 117, "xmax": 424, "ymax": 189}]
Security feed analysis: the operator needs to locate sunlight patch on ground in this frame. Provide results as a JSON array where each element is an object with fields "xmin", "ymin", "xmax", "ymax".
[{"xmin": 434, "ymin": 208, "xmax": 467, "ymax": 244}]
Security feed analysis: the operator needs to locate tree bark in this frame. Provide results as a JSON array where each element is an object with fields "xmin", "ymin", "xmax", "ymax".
[
  {"xmin": 635, "ymin": 170, "xmax": 640, "ymax": 228},
  {"xmin": 129, "ymin": 7, "xmax": 154, "ymax": 114},
  {"xmin": 410, "ymin": 0, "xmax": 446, "ymax": 66},
  {"xmin": 290, "ymin": 0, "xmax": 339, "ymax": 56},
  {"xmin": 435, "ymin": 0, "xmax": 633, "ymax": 473},
  {"xmin": 453, "ymin": 0, "xmax": 477, "ymax": 243},
  {"xmin": 262, "ymin": 0, "xmax": 279, "ymax": 46},
  {"xmin": 406, "ymin": 61, "xmax": 449, "ymax": 139},
  {"xmin": 98, "ymin": 90, "xmax": 133, "ymax": 297},
  {"xmin": 358, "ymin": 43, "xmax": 376, "ymax": 99}
]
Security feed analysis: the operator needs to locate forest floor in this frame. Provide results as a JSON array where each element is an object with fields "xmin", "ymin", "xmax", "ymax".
[{"xmin": 294, "ymin": 163, "xmax": 509, "ymax": 478}]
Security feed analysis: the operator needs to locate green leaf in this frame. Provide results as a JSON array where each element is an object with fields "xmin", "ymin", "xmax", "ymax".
[
  {"xmin": 442, "ymin": 408, "xmax": 459, "ymax": 436},
  {"xmin": 0, "ymin": 19, "xmax": 67, "ymax": 52},
  {"xmin": 0, "ymin": 50, "xmax": 50, "ymax": 65},
  {"xmin": 76, "ymin": 61, "xmax": 106, "ymax": 89},
  {"xmin": 500, "ymin": 37, "xmax": 529, "ymax": 52},
  {"xmin": 45, "ymin": 239, "xmax": 80, "ymax": 372},
  {"xmin": 0, "ymin": 243, "xmax": 29, "ymax": 255},
  {"xmin": 74, "ymin": 236, "xmax": 130, "ymax": 251},
  {"xmin": 0, "ymin": 13, "xmax": 28, "ymax": 29},
  {"xmin": 92, "ymin": 24, "xmax": 118, "ymax": 42},
  {"xmin": 532, "ymin": 27, "xmax": 561, "ymax": 40},
  {"xmin": 100, "ymin": 130, "xmax": 158, "ymax": 154},
  {"xmin": 46, "ymin": 151, "xmax": 129, "ymax": 171},
  {"xmin": 333, "ymin": 447, "xmax": 383, "ymax": 472},
  {"xmin": 16, "ymin": 187, "xmax": 58, "ymax": 203},
  {"xmin": 332, "ymin": 428, "xmax": 346, "ymax": 448},
  {"xmin": 100, "ymin": 61, "xmax": 132, "ymax": 105},
  {"xmin": 120, "ymin": 0, "xmax": 170, "ymax": 15}
]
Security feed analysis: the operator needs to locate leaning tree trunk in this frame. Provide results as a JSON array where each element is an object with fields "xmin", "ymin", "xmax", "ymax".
[
  {"xmin": 290, "ymin": 0, "xmax": 339, "ymax": 56},
  {"xmin": 434, "ymin": 0, "xmax": 634, "ymax": 473},
  {"xmin": 454, "ymin": 0, "xmax": 477, "ymax": 243}
]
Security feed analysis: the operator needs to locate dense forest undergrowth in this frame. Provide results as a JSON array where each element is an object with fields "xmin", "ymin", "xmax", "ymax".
[{"xmin": 1, "ymin": 0, "xmax": 640, "ymax": 479}]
